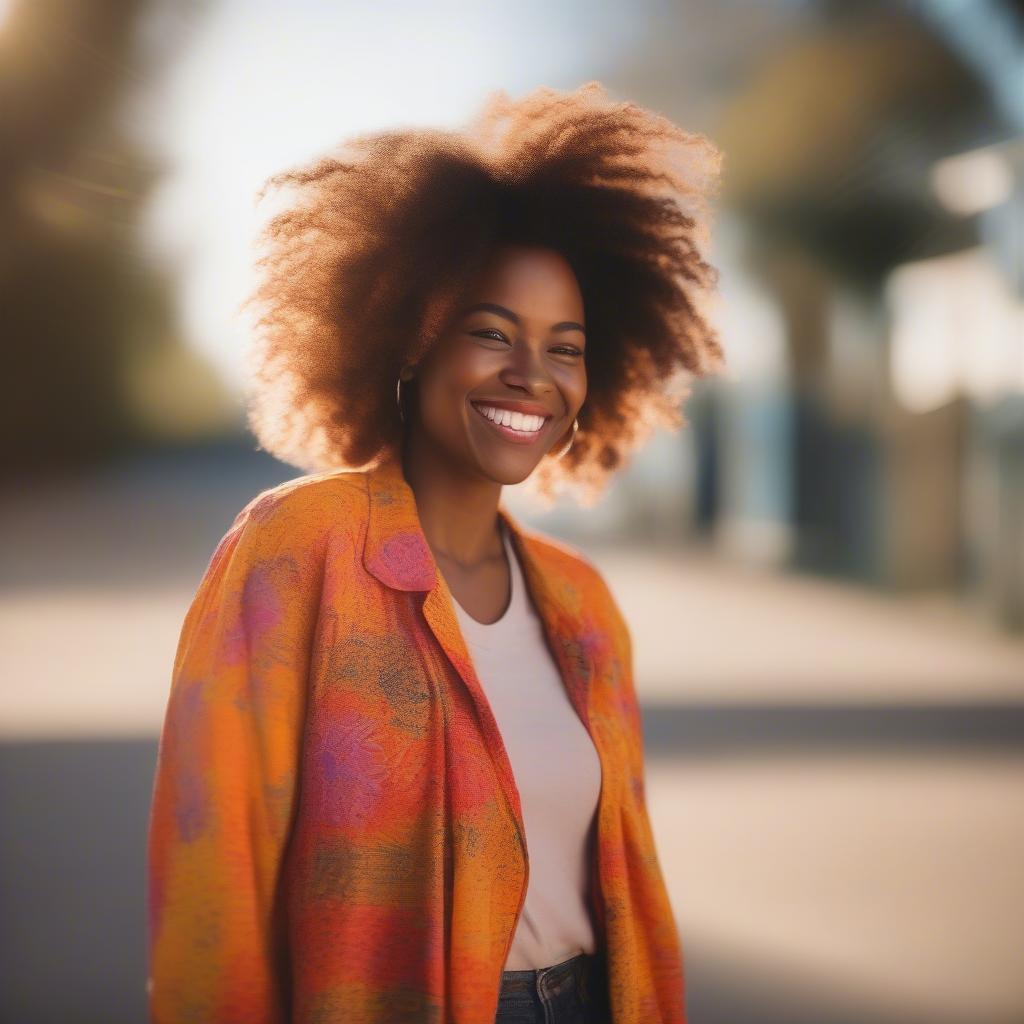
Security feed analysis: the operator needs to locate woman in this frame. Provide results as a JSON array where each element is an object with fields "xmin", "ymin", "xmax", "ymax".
[{"xmin": 147, "ymin": 82, "xmax": 723, "ymax": 1024}]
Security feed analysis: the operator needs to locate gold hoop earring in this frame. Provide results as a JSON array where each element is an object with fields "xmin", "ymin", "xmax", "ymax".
[
  {"xmin": 397, "ymin": 370, "xmax": 416, "ymax": 425},
  {"xmin": 553, "ymin": 417, "xmax": 579, "ymax": 460}
]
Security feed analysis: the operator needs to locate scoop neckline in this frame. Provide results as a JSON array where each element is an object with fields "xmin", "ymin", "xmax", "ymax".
[{"xmin": 451, "ymin": 520, "xmax": 517, "ymax": 628}]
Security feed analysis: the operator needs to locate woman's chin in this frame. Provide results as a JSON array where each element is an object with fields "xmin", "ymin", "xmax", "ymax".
[{"xmin": 469, "ymin": 445, "xmax": 543, "ymax": 486}]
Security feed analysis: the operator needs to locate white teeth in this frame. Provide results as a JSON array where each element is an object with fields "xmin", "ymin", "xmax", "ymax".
[{"xmin": 474, "ymin": 403, "xmax": 546, "ymax": 433}]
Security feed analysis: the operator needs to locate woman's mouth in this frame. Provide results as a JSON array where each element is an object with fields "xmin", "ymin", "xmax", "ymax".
[{"xmin": 469, "ymin": 401, "xmax": 551, "ymax": 445}]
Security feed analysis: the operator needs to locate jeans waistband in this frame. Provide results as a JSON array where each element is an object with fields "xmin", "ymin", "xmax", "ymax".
[{"xmin": 498, "ymin": 947, "xmax": 608, "ymax": 1001}]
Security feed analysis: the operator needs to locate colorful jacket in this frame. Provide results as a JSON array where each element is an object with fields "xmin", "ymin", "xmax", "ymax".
[{"xmin": 147, "ymin": 450, "xmax": 686, "ymax": 1022}]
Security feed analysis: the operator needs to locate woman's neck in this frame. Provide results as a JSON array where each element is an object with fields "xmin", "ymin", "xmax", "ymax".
[{"xmin": 400, "ymin": 437, "xmax": 504, "ymax": 571}]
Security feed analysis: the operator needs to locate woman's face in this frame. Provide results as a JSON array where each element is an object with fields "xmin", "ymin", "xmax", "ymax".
[{"xmin": 407, "ymin": 244, "xmax": 587, "ymax": 485}]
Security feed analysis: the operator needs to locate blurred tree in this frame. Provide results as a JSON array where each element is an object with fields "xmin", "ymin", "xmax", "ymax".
[
  {"xmin": 717, "ymin": 5, "xmax": 992, "ymax": 287},
  {"xmin": 0, "ymin": 0, "xmax": 229, "ymax": 483}
]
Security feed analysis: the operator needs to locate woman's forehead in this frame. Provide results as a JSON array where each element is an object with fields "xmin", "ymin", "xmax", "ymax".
[{"xmin": 460, "ymin": 245, "xmax": 583, "ymax": 317}]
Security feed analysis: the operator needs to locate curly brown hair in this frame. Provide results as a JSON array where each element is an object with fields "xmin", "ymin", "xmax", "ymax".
[{"xmin": 240, "ymin": 81, "xmax": 725, "ymax": 505}]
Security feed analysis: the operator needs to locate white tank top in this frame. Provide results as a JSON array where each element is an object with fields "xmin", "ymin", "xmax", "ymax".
[{"xmin": 451, "ymin": 519, "xmax": 602, "ymax": 970}]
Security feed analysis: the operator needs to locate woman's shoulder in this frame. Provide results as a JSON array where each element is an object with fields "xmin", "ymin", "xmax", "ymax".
[
  {"xmin": 518, "ymin": 525, "xmax": 598, "ymax": 581},
  {"xmin": 234, "ymin": 467, "xmax": 370, "ymax": 540},
  {"xmin": 203, "ymin": 468, "xmax": 371, "ymax": 581},
  {"xmin": 516, "ymin": 522, "xmax": 627, "ymax": 631}
]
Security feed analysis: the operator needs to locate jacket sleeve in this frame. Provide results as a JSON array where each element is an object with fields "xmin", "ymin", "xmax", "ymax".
[
  {"xmin": 606, "ymin": 587, "xmax": 688, "ymax": 1022},
  {"xmin": 147, "ymin": 498, "xmax": 321, "ymax": 1023}
]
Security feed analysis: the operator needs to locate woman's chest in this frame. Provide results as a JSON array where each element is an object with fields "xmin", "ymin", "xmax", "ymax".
[{"xmin": 300, "ymin": 586, "xmax": 633, "ymax": 835}]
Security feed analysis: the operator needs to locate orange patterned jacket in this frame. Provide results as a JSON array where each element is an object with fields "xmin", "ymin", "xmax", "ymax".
[{"xmin": 147, "ymin": 450, "xmax": 686, "ymax": 1022}]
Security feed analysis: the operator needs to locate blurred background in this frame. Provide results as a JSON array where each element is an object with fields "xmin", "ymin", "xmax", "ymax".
[{"xmin": 1, "ymin": 0, "xmax": 1022, "ymax": 1021}]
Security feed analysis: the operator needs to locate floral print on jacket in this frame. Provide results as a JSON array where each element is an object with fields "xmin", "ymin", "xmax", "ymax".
[{"xmin": 147, "ymin": 450, "xmax": 686, "ymax": 1022}]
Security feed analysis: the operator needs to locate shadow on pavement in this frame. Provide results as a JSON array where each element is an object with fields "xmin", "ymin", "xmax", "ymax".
[{"xmin": 1, "ymin": 723, "xmax": 1015, "ymax": 1023}]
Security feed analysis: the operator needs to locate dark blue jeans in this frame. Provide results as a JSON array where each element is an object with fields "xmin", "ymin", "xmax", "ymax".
[{"xmin": 494, "ymin": 948, "xmax": 611, "ymax": 1023}]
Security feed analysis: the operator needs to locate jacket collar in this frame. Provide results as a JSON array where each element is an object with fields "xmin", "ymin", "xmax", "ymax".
[
  {"xmin": 361, "ymin": 448, "xmax": 593, "ymax": 714},
  {"xmin": 362, "ymin": 449, "xmax": 573, "ymax": 619},
  {"xmin": 359, "ymin": 450, "xmax": 606, "ymax": 955},
  {"xmin": 362, "ymin": 450, "xmax": 440, "ymax": 593}
]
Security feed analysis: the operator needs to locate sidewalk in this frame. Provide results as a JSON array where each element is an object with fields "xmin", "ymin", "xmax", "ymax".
[{"xmin": 1, "ymin": 446, "xmax": 1022, "ymax": 1023}]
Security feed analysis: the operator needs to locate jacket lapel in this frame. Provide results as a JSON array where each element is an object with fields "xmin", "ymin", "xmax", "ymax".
[{"xmin": 361, "ymin": 451, "xmax": 596, "ymax": 845}]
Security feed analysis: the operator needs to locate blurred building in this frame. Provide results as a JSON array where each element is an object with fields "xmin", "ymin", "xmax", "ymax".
[{"xmin": 593, "ymin": 0, "xmax": 1024, "ymax": 632}]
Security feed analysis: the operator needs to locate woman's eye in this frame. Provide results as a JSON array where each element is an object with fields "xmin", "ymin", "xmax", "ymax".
[{"xmin": 471, "ymin": 330, "xmax": 581, "ymax": 357}]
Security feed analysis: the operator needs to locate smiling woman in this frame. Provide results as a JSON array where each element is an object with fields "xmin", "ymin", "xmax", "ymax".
[
  {"xmin": 239, "ymin": 80, "xmax": 724, "ymax": 505},
  {"xmin": 148, "ymin": 80, "xmax": 725, "ymax": 1024},
  {"xmin": 402, "ymin": 244, "xmax": 589, "ymax": 481}
]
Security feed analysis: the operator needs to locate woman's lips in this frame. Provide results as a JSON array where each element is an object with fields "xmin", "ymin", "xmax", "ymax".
[{"xmin": 469, "ymin": 400, "xmax": 551, "ymax": 446}]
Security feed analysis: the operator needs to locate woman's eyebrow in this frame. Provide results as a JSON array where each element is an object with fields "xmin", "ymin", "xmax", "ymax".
[
  {"xmin": 463, "ymin": 301, "xmax": 520, "ymax": 324},
  {"xmin": 463, "ymin": 302, "xmax": 585, "ymax": 334}
]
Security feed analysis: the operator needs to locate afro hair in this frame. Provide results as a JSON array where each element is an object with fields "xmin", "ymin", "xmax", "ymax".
[{"xmin": 240, "ymin": 80, "xmax": 725, "ymax": 505}]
